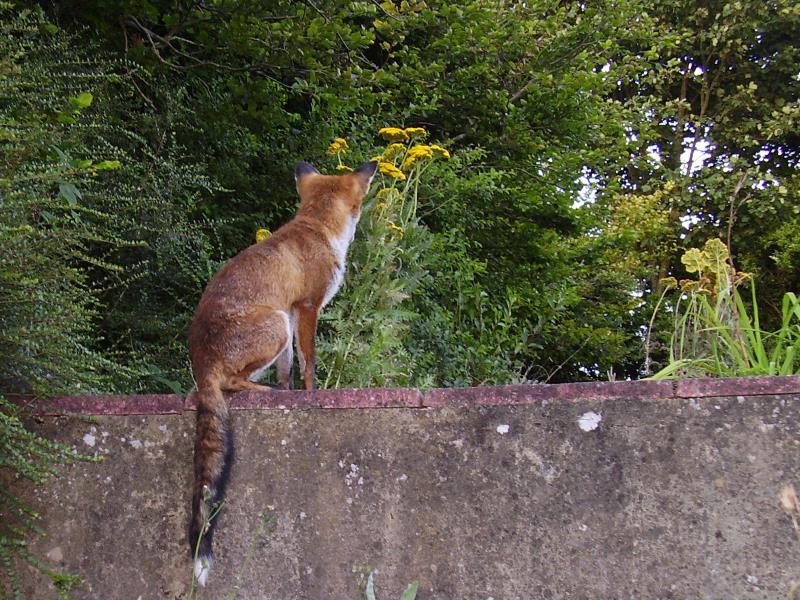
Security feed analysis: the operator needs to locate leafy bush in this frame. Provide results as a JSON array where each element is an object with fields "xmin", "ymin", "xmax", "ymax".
[
  {"xmin": 0, "ymin": 4, "xmax": 222, "ymax": 395},
  {"xmin": 0, "ymin": 6, "xmax": 221, "ymax": 595}
]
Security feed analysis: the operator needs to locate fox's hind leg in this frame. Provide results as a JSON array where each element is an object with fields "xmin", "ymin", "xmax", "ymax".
[{"xmin": 220, "ymin": 308, "xmax": 292, "ymax": 392}]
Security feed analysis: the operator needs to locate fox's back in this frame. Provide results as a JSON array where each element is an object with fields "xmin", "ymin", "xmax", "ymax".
[
  {"xmin": 188, "ymin": 163, "xmax": 373, "ymax": 374},
  {"xmin": 189, "ymin": 218, "xmax": 337, "ymax": 348},
  {"xmin": 201, "ymin": 220, "xmax": 334, "ymax": 305}
]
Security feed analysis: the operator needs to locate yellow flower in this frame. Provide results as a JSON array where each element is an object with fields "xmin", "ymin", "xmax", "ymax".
[
  {"xmin": 680, "ymin": 279, "xmax": 700, "ymax": 292},
  {"xmin": 378, "ymin": 161, "xmax": 407, "ymax": 180},
  {"xmin": 430, "ymin": 144, "xmax": 451, "ymax": 159},
  {"xmin": 255, "ymin": 228, "xmax": 272, "ymax": 243},
  {"xmin": 376, "ymin": 187, "xmax": 396, "ymax": 197},
  {"xmin": 335, "ymin": 164, "xmax": 353, "ymax": 171},
  {"xmin": 403, "ymin": 126, "xmax": 428, "ymax": 138},
  {"xmin": 401, "ymin": 145, "xmax": 434, "ymax": 170},
  {"xmin": 378, "ymin": 127, "xmax": 409, "ymax": 142},
  {"xmin": 326, "ymin": 137, "xmax": 349, "ymax": 155},
  {"xmin": 388, "ymin": 221, "xmax": 405, "ymax": 238},
  {"xmin": 370, "ymin": 155, "xmax": 384, "ymax": 162},
  {"xmin": 381, "ymin": 143, "xmax": 406, "ymax": 161},
  {"xmin": 659, "ymin": 277, "xmax": 678, "ymax": 290}
]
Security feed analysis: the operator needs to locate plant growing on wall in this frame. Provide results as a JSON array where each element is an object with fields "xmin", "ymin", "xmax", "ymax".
[
  {"xmin": 650, "ymin": 239, "xmax": 800, "ymax": 379},
  {"xmin": 317, "ymin": 126, "xmax": 451, "ymax": 388}
]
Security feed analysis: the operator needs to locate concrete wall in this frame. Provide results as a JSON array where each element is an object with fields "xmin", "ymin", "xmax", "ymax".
[{"xmin": 10, "ymin": 377, "xmax": 800, "ymax": 599}]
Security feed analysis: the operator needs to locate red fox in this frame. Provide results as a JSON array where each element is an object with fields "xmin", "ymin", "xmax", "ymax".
[{"xmin": 187, "ymin": 160, "xmax": 377, "ymax": 586}]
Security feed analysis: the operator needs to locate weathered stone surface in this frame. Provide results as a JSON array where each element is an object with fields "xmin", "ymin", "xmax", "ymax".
[
  {"xmin": 675, "ymin": 375, "xmax": 800, "ymax": 398},
  {"xmin": 422, "ymin": 380, "xmax": 677, "ymax": 407},
  {"xmin": 11, "ymin": 386, "xmax": 800, "ymax": 599},
  {"xmin": 32, "ymin": 393, "xmax": 184, "ymax": 416}
]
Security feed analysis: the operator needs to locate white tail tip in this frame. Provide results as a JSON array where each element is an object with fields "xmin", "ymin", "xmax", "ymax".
[{"xmin": 194, "ymin": 555, "xmax": 213, "ymax": 587}]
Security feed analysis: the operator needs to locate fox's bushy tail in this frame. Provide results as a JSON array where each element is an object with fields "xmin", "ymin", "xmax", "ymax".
[{"xmin": 189, "ymin": 382, "xmax": 233, "ymax": 587}]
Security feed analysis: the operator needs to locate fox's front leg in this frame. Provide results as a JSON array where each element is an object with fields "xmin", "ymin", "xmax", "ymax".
[{"xmin": 295, "ymin": 302, "xmax": 319, "ymax": 390}]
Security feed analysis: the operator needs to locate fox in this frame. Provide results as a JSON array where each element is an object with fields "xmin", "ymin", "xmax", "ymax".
[{"xmin": 186, "ymin": 160, "xmax": 377, "ymax": 586}]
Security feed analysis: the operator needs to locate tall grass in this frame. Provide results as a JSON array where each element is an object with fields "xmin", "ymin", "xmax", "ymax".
[{"xmin": 649, "ymin": 239, "xmax": 800, "ymax": 379}]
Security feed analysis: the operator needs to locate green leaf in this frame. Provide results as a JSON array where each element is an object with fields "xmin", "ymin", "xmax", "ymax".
[
  {"xmin": 68, "ymin": 92, "xmax": 93, "ymax": 109},
  {"xmin": 53, "ymin": 147, "xmax": 70, "ymax": 165},
  {"xmin": 153, "ymin": 376, "xmax": 184, "ymax": 394},
  {"xmin": 58, "ymin": 183, "xmax": 82, "ymax": 206},
  {"xmin": 94, "ymin": 160, "xmax": 121, "ymax": 170},
  {"xmin": 400, "ymin": 581, "xmax": 419, "ymax": 600}
]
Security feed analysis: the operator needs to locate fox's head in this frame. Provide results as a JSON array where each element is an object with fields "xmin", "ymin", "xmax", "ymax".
[{"xmin": 294, "ymin": 161, "xmax": 377, "ymax": 219}]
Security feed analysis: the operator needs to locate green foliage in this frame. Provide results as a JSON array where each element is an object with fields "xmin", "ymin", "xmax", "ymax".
[
  {"xmin": 1, "ymin": 9, "xmax": 125, "ymax": 395},
  {"xmin": 45, "ymin": 0, "xmax": 649, "ymax": 381},
  {"xmin": 0, "ymin": 395, "xmax": 91, "ymax": 599},
  {"xmin": 313, "ymin": 129, "xmax": 530, "ymax": 389},
  {"xmin": 25, "ymin": 0, "xmax": 796, "ymax": 384},
  {"xmin": 651, "ymin": 240, "xmax": 800, "ymax": 379},
  {"xmin": 0, "ymin": 7, "xmax": 121, "ymax": 596},
  {"xmin": 592, "ymin": 0, "xmax": 800, "ymax": 341},
  {"xmin": 0, "ymin": 6, "xmax": 221, "ymax": 596},
  {"xmin": 92, "ymin": 152, "xmax": 221, "ymax": 394},
  {"xmin": 0, "ymin": 4, "xmax": 222, "ymax": 396},
  {"xmin": 357, "ymin": 568, "xmax": 418, "ymax": 600}
]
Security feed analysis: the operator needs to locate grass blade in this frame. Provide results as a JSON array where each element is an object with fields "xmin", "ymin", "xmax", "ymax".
[
  {"xmin": 366, "ymin": 572, "xmax": 376, "ymax": 600},
  {"xmin": 400, "ymin": 581, "xmax": 419, "ymax": 600}
]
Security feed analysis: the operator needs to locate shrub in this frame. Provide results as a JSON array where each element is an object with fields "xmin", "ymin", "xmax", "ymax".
[{"xmin": 0, "ymin": 6, "xmax": 220, "ymax": 595}]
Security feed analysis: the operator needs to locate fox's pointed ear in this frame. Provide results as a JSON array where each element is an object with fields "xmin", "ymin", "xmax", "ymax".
[
  {"xmin": 352, "ymin": 161, "xmax": 378, "ymax": 191},
  {"xmin": 295, "ymin": 161, "xmax": 320, "ymax": 183}
]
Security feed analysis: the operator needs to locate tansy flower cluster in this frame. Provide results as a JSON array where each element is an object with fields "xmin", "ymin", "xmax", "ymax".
[
  {"xmin": 377, "ymin": 127, "xmax": 451, "ymax": 177},
  {"xmin": 398, "ymin": 144, "xmax": 450, "ymax": 171},
  {"xmin": 382, "ymin": 143, "xmax": 406, "ymax": 161},
  {"xmin": 402, "ymin": 127, "xmax": 427, "ymax": 138},
  {"xmin": 401, "ymin": 145, "xmax": 433, "ymax": 170},
  {"xmin": 429, "ymin": 144, "xmax": 450, "ymax": 159},
  {"xmin": 378, "ymin": 127, "xmax": 409, "ymax": 142},
  {"xmin": 377, "ymin": 126, "xmax": 429, "ymax": 143},
  {"xmin": 255, "ymin": 228, "xmax": 272, "ymax": 243},
  {"xmin": 324, "ymin": 127, "xmax": 451, "ymax": 183},
  {"xmin": 326, "ymin": 137, "xmax": 348, "ymax": 155},
  {"xmin": 379, "ymin": 161, "xmax": 406, "ymax": 180}
]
